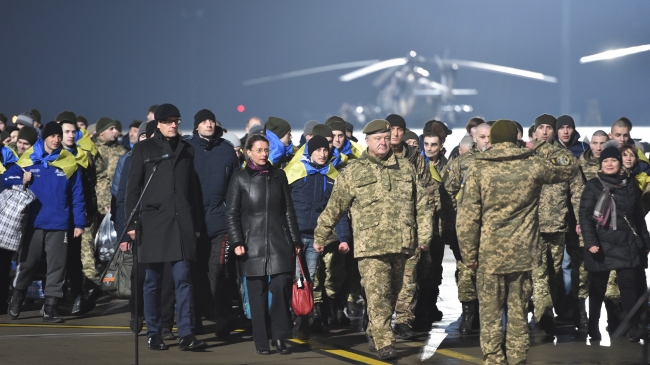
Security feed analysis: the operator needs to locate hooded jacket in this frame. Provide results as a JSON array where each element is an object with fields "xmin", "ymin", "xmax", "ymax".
[{"xmin": 554, "ymin": 132, "xmax": 589, "ymax": 159}]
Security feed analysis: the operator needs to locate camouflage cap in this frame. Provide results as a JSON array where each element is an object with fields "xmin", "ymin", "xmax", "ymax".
[
  {"xmin": 312, "ymin": 123, "xmax": 333, "ymax": 138},
  {"xmin": 362, "ymin": 119, "xmax": 391, "ymax": 135},
  {"xmin": 55, "ymin": 111, "xmax": 76, "ymax": 123},
  {"xmin": 489, "ymin": 119, "xmax": 518, "ymax": 144},
  {"xmin": 534, "ymin": 113, "xmax": 556, "ymax": 131}
]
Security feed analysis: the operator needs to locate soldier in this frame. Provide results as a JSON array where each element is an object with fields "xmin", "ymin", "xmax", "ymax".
[
  {"xmin": 314, "ymin": 119, "xmax": 432, "ymax": 361},
  {"xmin": 529, "ymin": 114, "xmax": 584, "ymax": 335},
  {"xmin": 577, "ymin": 131, "xmax": 622, "ymax": 332},
  {"xmin": 457, "ymin": 120, "xmax": 577, "ymax": 365},
  {"xmin": 442, "ymin": 121, "xmax": 491, "ymax": 335}
]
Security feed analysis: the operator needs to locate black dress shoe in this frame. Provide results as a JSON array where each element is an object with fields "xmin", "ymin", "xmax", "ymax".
[
  {"xmin": 178, "ymin": 335, "xmax": 207, "ymax": 351},
  {"xmin": 271, "ymin": 339, "xmax": 290, "ymax": 354},
  {"xmin": 148, "ymin": 334, "xmax": 168, "ymax": 350},
  {"xmin": 256, "ymin": 350, "xmax": 271, "ymax": 355},
  {"xmin": 162, "ymin": 328, "xmax": 176, "ymax": 340}
]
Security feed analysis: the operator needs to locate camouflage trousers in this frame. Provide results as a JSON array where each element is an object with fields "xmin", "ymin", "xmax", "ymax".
[
  {"xmin": 532, "ymin": 232, "xmax": 564, "ymax": 320},
  {"xmin": 394, "ymin": 249, "xmax": 421, "ymax": 325},
  {"xmin": 477, "ymin": 271, "xmax": 532, "ymax": 365},
  {"xmin": 313, "ymin": 246, "xmax": 347, "ymax": 304},
  {"xmin": 566, "ymin": 239, "xmax": 620, "ymax": 300},
  {"xmin": 457, "ymin": 260, "xmax": 478, "ymax": 302},
  {"xmin": 81, "ymin": 214, "xmax": 101, "ymax": 287},
  {"xmin": 358, "ymin": 253, "xmax": 408, "ymax": 350},
  {"xmin": 345, "ymin": 257, "xmax": 363, "ymax": 304}
]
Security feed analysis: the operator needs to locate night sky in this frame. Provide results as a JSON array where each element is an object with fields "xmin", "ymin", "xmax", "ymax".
[{"xmin": 1, "ymin": 1, "xmax": 649, "ymax": 131}]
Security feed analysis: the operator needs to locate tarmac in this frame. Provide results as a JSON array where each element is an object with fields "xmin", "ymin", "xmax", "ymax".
[{"xmin": 0, "ymin": 247, "xmax": 648, "ymax": 365}]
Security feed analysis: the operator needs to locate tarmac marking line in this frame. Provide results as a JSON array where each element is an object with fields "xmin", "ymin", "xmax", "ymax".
[
  {"xmin": 0, "ymin": 323, "xmax": 130, "ymax": 330},
  {"xmin": 288, "ymin": 339, "xmax": 390, "ymax": 365},
  {"xmin": 436, "ymin": 349, "xmax": 483, "ymax": 364}
]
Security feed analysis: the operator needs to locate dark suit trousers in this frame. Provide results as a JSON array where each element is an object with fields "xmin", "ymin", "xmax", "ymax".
[{"xmin": 246, "ymin": 272, "xmax": 292, "ymax": 351}]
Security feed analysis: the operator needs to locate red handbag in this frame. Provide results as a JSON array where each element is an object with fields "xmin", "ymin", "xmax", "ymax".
[{"xmin": 291, "ymin": 257, "xmax": 314, "ymax": 316}]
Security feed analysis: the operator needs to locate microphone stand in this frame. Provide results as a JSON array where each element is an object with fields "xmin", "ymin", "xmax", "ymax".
[{"xmin": 99, "ymin": 163, "xmax": 160, "ymax": 365}]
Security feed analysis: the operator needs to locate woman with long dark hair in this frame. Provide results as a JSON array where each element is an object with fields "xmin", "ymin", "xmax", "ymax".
[
  {"xmin": 579, "ymin": 145, "xmax": 649, "ymax": 342},
  {"xmin": 226, "ymin": 134, "xmax": 302, "ymax": 355}
]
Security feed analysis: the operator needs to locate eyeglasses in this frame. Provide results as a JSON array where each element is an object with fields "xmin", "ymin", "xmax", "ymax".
[
  {"xmin": 250, "ymin": 148, "xmax": 270, "ymax": 154},
  {"xmin": 160, "ymin": 118, "xmax": 182, "ymax": 125}
]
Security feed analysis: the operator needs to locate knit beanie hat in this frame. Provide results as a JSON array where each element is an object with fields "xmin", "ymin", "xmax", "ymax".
[
  {"xmin": 386, "ymin": 114, "xmax": 406, "ymax": 130},
  {"xmin": 599, "ymin": 143, "xmax": 622, "ymax": 166},
  {"xmin": 403, "ymin": 129, "xmax": 419, "ymax": 142},
  {"xmin": 222, "ymin": 132, "xmax": 241, "ymax": 148},
  {"xmin": 95, "ymin": 117, "xmax": 117, "ymax": 134},
  {"xmin": 194, "ymin": 109, "xmax": 216, "ymax": 129},
  {"xmin": 145, "ymin": 120, "xmax": 158, "ymax": 138},
  {"xmin": 345, "ymin": 121, "xmax": 354, "ymax": 132},
  {"xmin": 114, "ymin": 120, "xmax": 123, "ymax": 133},
  {"xmin": 55, "ymin": 111, "xmax": 76, "ymax": 123},
  {"xmin": 534, "ymin": 114, "xmax": 557, "ymax": 131},
  {"xmin": 308, "ymin": 135, "xmax": 330, "ymax": 157},
  {"xmin": 312, "ymin": 124, "xmax": 333, "ymax": 139},
  {"xmin": 265, "ymin": 117, "xmax": 291, "ymax": 138},
  {"xmin": 16, "ymin": 113, "xmax": 34, "ymax": 127},
  {"xmin": 43, "ymin": 122, "xmax": 63, "ymax": 140},
  {"xmin": 556, "ymin": 115, "xmax": 575, "ymax": 130},
  {"xmin": 76, "ymin": 115, "xmax": 88, "ymax": 126},
  {"xmin": 303, "ymin": 120, "xmax": 318, "ymax": 135},
  {"xmin": 17, "ymin": 126, "xmax": 38, "ymax": 145},
  {"xmin": 0, "ymin": 113, "xmax": 7, "ymax": 123},
  {"xmin": 30, "ymin": 109, "xmax": 41, "ymax": 123},
  {"xmin": 130, "ymin": 119, "xmax": 143, "ymax": 129},
  {"xmin": 136, "ymin": 121, "xmax": 149, "ymax": 140},
  {"xmin": 154, "ymin": 103, "xmax": 181, "ymax": 122},
  {"xmin": 248, "ymin": 124, "xmax": 264, "ymax": 136},
  {"xmin": 489, "ymin": 120, "xmax": 518, "ymax": 144}
]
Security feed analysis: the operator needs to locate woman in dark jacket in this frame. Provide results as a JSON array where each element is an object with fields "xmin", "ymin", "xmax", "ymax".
[
  {"xmin": 226, "ymin": 134, "xmax": 302, "ymax": 355},
  {"xmin": 579, "ymin": 145, "xmax": 649, "ymax": 342}
]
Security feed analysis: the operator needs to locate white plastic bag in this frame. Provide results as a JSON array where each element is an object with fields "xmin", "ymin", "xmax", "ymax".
[{"xmin": 95, "ymin": 213, "xmax": 118, "ymax": 262}]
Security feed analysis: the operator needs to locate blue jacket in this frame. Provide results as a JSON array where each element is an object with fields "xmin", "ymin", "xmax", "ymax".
[
  {"xmin": 3, "ymin": 152, "xmax": 86, "ymax": 231},
  {"xmin": 555, "ymin": 132, "xmax": 589, "ymax": 159},
  {"xmin": 111, "ymin": 152, "xmax": 129, "ymax": 197},
  {"xmin": 290, "ymin": 170, "xmax": 351, "ymax": 242},
  {"xmin": 115, "ymin": 151, "xmax": 131, "ymax": 243},
  {"xmin": 186, "ymin": 132, "xmax": 240, "ymax": 238}
]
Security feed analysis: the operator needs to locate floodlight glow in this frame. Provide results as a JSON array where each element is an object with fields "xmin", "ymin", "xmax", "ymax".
[{"xmin": 580, "ymin": 44, "xmax": 650, "ymax": 64}]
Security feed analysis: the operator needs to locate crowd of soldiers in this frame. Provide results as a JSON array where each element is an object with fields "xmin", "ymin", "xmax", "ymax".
[{"xmin": 0, "ymin": 107, "xmax": 648, "ymax": 362}]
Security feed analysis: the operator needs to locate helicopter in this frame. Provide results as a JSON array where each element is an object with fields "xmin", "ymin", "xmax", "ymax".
[{"xmin": 244, "ymin": 51, "xmax": 557, "ymax": 126}]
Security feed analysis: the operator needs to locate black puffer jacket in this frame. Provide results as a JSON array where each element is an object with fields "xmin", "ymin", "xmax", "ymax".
[
  {"xmin": 226, "ymin": 164, "xmax": 301, "ymax": 277},
  {"xmin": 579, "ymin": 172, "xmax": 650, "ymax": 272}
]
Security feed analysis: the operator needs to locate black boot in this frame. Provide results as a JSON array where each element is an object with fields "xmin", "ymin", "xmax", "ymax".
[
  {"xmin": 604, "ymin": 297, "xmax": 621, "ymax": 333},
  {"xmin": 393, "ymin": 323, "xmax": 418, "ymax": 340},
  {"xmin": 310, "ymin": 303, "xmax": 324, "ymax": 333},
  {"xmin": 577, "ymin": 299, "xmax": 589, "ymax": 332},
  {"xmin": 347, "ymin": 301, "xmax": 360, "ymax": 316},
  {"xmin": 327, "ymin": 298, "xmax": 340, "ymax": 328},
  {"xmin": 459, "ymin": 301, "xmax": 477, "ymax": 335},
  {"xmin": 43, "ymin": 297, "xmax": 65, "ymax": 323},
  {"xmin": 9, "ymin": 289, "xmax": 26, "ymax": 320},
  {"xmin": 537, "ymin": 308, "xmax": 555, "ymax": 335}
]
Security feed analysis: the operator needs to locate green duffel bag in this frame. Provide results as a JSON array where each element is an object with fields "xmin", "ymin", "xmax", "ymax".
[{"xmin": 101, "ymin": 249, "xmax": 132, "ymax": 299}]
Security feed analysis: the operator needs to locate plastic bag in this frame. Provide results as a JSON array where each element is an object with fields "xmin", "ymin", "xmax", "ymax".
[{"xmin": 95, "ymin": 213, "xmax": 118, "ymax": 262}]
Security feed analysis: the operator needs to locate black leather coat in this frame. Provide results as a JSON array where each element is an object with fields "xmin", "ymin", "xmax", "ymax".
[
  {"xmin": 226, "ymin": 165, "xmax": 301, "ymax": 277},
  {"xmin": 579, "ymin": 173, "xmax": 650, "ymax": 272}
]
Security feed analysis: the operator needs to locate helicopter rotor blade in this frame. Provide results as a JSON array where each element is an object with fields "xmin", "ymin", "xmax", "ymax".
[
  {"xmin": 339, "ymin": 58, "xmax": 409, "ymax": 82},
  {"xmin": 372, "ymin": 66, "xmax": 401, "ymax": 87},
  {"xmin": 442, "ymin": 59, "xmax": 558, "ymax": 83},
  {"xmin": 243, "ymin": 60, "xmax": 380, "ymax": 86},
  {"xmin": 580, "ymin": 44, "xmax": 650, "ymax": 63}
]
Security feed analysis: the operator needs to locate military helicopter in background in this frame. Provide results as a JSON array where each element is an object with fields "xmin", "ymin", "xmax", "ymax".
[{"xmin": 243, "ymin": 51, "xmax": 557, "ymax": 126}]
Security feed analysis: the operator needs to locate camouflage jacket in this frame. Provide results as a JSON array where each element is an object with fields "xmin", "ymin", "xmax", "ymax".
[
  {"xmin": 534, "ymin": 140, "xmax": 584, "ymax": 232},
  {"xmin": 314, "ymin": 151, "xmax": 433, "ymax": 258},
  {"xmin": 442, "ymin": 144, "xmax": 480, "ymax": 210},
  {"xmin": 93, "ymin": 137, "xmax": 126, "ymax": 210},
  {"xmin": 393, "ymin": 142, "xmax": 436, "ymax": 208},
  {"xmin": 579, "ymin": 148, "xmax": 599, "ymax": 183},
  {"xmin": 457, "ymin": 142, "xmax": 578, "ymax": 274}
]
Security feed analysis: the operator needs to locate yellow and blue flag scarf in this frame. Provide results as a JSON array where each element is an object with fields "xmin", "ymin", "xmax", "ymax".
[
  {"xmin": 16, "ymin": 139, "xmax": 78, "ymax": 179},
  {"xmin": 0, "ymin": 146, "xmax": 18, "ymax": 174}
]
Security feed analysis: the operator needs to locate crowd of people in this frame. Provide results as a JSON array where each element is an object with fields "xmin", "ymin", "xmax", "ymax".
[{"xmin": 0, "ymin": 105, "xmax": 648, "ymax": 362}]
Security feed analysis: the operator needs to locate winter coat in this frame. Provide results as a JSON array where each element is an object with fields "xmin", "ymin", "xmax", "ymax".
[
  {"xmin": 225, "ymin": 165, "xmax": 301, "ymax": 277},
  {"xmin": 579, "ymin": 172, "xmax": 650, "ymax": 272},
  {"xmin": 115, "ymin": 151, "xmax": 131, "ymax": 243},
  {"xmin": 290, "ymin": 172, "xmax": 351, "ymax": 242},
  {"xmin": 186, "ymin": 132, "xmax": 240, "ymax": 238},
  {"xmin": 554, "ymin": 132, "xmax": 589, "ymax": 159},
  {"xmin": 125, "ymin": 131, "xmax": 202, "ymax": 263}
]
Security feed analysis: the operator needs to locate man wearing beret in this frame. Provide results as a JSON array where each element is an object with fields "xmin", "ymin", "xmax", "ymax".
[
  {"xmin": 314, "ymin": 119, "xmax": 432, "ymax": 360},
  {"xmin": 125, "ymin": 103, "xmax": 206, "ymax": 351},
  {"xmin": 529, "ymin": 114, "xmax": 585, "ymax": 334},
  {"xmin": 457, "ymin": 120, "xmax": 578, "ymax": 364}
]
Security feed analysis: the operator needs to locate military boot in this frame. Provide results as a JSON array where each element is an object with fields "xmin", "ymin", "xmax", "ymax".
[
  {"xmin": 604, "ymin": 297, "xmax": 621, "ymax": 333},
  {"xmin": 537, "ymin": 308, "xmax": 555, "ymax": 335},
  {"xmin": 310, "ymin": 303, "xmax": 324, "ymax": 333},
  {"xmin": 393, "ymin": 323, "xmax": 418, "ymax": 340},
  {"xmin": 577, "ymin": 299, "xmax": 589, "ymax": 332},
  {"xmin": 327, "ymin": 298, "xmax": 340, "ymax": 328},
  {"xmin": 459, "ymin": 300, "xmax": 477, "ymax": 335},
  {"xmin": 43, "ymin": 297, "xmax": 65, "ymax": 323},
  {"xmin": 9, "ymin": 289, "xmax": 26, "ymax": 320},
  {"xmin": 377, "ymin": 345, "xmax": 398, "ymax": 360}
]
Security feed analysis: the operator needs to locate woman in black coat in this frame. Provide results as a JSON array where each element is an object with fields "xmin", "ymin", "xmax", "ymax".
[
  {"xmin": 579, "ymin": 145, "xmax": 649, "ymax": 342},
  {"xmin": 226, "ymin": 134, "xmax": 302, "ymax": 355}
]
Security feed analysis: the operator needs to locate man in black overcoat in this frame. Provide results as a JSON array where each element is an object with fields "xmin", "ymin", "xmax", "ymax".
[{"xmin": 125, "ymin": 103, "xmax": 206, "ymax": 351}]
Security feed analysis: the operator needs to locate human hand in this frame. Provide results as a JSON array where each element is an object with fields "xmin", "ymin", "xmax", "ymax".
[
  {"xmin": 313, "ymin": 243, "xmax": 325, "ymax": 253},
  {"xmin": 235, "ymin": 246, "xmax": 246, "ymax": 256},
  {"xmin": 588, "ymin": 246, "xmax": 599, "ymax": 254},
  {"xmin": 295, "ymin": 246, "xmax": 301, "ymax": 255},
  {"xmin": 418, "ymin": 245, "xmax": 429, "ymax": 251},
  {"xmin": 22, "ymin": 171, "xmax": 32, "ymax": 185},
  {"xmin": 104, "ymin": 206, "xmax": 111, "ymax": 213},
  {"xmin": 467, "ymin": 261, "xmax": 478, "ymax": 270},
  {"xmin": 119, "ymin": 242, "xmax": 130, "ymax": 252},
  {"xmin": 73, "ymin": 228, "xmax": 84, "ymax": 238},
  {"xmin": 339, "ymin": 242, "xmax": 350, "ymax": 254},
  {"xmin": 576, "ymin": 226, "xmax": 582, "ymax": 234},
  {"xmin": 127, "ymin": 230, "xmax": 136, "ymax": 240}
]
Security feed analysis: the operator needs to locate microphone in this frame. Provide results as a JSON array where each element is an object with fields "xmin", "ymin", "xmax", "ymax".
[{"xmin": 144, "ymin": 153, "xmax": 175, "ymax": 164}]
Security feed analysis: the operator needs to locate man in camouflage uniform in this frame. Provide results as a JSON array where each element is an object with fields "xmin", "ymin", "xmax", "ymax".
[
  {"xmin": 385, "ymin": 114, "xmax": 436, "ymax": 339},
  {"xmin": 82, "ymin": 117, "xmax": 125, "ymax": 288},
  {"xmin": 530, "ymin": 114, "xmax": 584, "ymax": 335},
  {"xmin": 576, "ymin": 130, "xmax": 621, "ymax": 331},
  {"xmin": 314, "ymin": 119, "xmax": 432, "ymax": 361},
  {"xmin": 442, "ymin": 121, "xmax": 491, "ymax": 335},
  {"xmin": 457, "ymin": 120, "xmax": 577, "ymax": 365}
]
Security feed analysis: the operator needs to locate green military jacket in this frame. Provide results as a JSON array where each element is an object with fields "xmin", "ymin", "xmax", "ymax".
[
  {"xmin": 442, "ymin": 144, "xmax": 480, "ymax": 210},
  {"xmin": 314, "ymin": 151, "xmax": 433, "ymax": 258},
  {"xmin": 533, "ymin": 140, "xmax": 584, "ymax": 232},
  {"xmin": 457, "ymin": 142, "xmax": 578, "ymax": 274},
  {"xmin": 579, "ymin": 148, "xmax": 599, "ymax": 183},
  {"xmin": 93, "ymin": 137, "xmax": 126, "ymax": 210}
]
